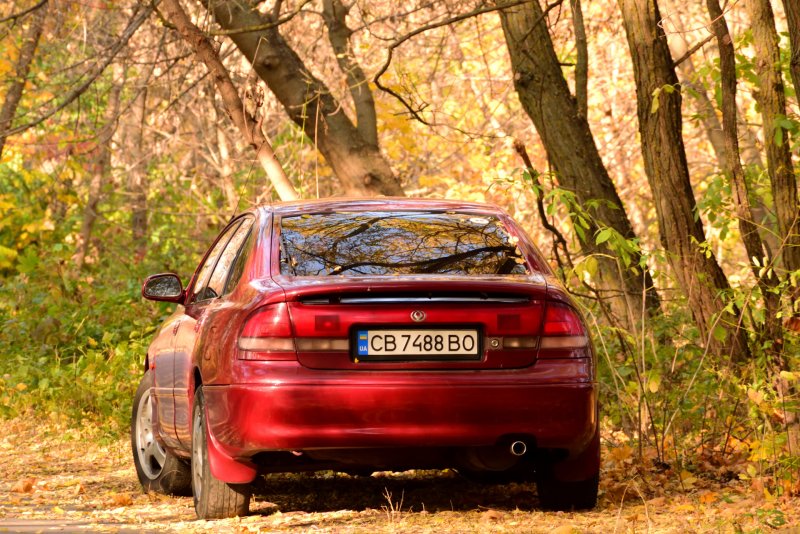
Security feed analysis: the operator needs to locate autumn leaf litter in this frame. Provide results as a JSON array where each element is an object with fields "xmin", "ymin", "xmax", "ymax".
[{"xmin": 1, "ymin": 417, "xmax": 798, "ymax": 532}]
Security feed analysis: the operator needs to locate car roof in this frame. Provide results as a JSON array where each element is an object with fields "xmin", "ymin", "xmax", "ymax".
[{"xmin": 252, "ymin": 197, "xmax": 509, "ymax": 218}]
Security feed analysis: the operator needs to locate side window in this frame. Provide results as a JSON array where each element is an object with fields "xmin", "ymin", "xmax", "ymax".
[
  {"xmin": 206, "ymin": 217, "xmax": 255, "ymax": 299},
  {"xmin": 223, "ymin": 221, "xmax": 256, "ymax": 295},
  {"xmin": 190, "ymin": 220, "xmax": 243, "ymax": 303}
]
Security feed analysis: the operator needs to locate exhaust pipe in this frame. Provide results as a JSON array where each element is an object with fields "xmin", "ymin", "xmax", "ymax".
[{"xmin": 510, "ymin": 441, "xmax": 527, "ymax": 456}]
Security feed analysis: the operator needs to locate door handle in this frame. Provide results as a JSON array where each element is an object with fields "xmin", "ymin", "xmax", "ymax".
[{"xmin": 172, "ymin": 321, "xmax": 181, "ymax": 336}]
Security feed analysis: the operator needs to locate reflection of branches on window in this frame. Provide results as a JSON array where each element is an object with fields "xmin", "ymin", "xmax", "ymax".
[
  {"xmin": 280, "ymin": 212, "xmax": 529, "ymax": 276},
  {"xmin": 330, "ymin": 215, "xmax": 394, "ymax": 258},
  {"xmin": 280, "ymin": 232, "xmax": 299, "ymax": 276},
  {"xmin": 330, "ymin": 245, "xmax": 524, "ymax": 275}
]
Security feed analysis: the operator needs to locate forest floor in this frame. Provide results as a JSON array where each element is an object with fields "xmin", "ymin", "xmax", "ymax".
[{"xmin": 0, "ymin": 417, "xmax": 799, "ymax": 533}]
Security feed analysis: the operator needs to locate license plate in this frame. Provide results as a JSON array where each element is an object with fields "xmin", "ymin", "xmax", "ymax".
[{"xmin": 355, "ymin": 329, "xmax": 480, "ymax": 361}]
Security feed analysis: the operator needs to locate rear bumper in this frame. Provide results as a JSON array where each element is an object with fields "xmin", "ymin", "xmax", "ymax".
[{"xmin": 203, "ymin": 362, "xmax": 597, "ymax": 459}]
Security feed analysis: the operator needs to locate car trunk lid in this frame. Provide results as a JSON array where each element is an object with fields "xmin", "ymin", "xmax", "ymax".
[{"xmin": 272, "ymin": 274, "xmax": 547, "ymax": 370}]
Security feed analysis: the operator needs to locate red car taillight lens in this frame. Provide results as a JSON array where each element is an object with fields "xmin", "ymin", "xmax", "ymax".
[
  {"xmin": 238, "ymin": 303, "xmax": 297, "ymax": 360},
  {"xmin": 538, "ymin": 302, "xmax": 589, "ymax": 357}
]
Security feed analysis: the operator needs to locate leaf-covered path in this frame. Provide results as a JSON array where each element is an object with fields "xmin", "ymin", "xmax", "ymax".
[{"xmin": 0, "ymin": 418, "xmax": 798, "ymax": 533}]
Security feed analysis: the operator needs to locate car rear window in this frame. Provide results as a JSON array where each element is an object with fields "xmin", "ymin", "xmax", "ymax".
[{"xmin": 278, "ymin": 211, "xmax": 530, "ymax": 276}]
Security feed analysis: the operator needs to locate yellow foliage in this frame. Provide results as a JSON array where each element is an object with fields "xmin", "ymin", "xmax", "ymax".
[{"xmin": 0, "ymin": 59, "xmax": 14, "ymax": 77}]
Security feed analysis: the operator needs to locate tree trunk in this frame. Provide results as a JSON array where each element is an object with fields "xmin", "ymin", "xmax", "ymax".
[
  {"xmin": 706, "ymin": 0, "xmax": 782, "ymax": 349},
  {"xmin": 782, "ymin": 0, "xmax": 800, "ymax": 101},
  {"xmin": 753, "ymin": 0, "xmax": 800, "ymax": 456},
  {"xmin": 746, "ymin": 0, "xmax": 800, "ymax": 278},
  {"xmin": 617, "ymin": 0, "xmax": 750, "ymax": 361},
  {"xmin": 322, "ymin": 0, "xmax": 379, "ymax": 147},
  {"xmin": 127, "ymin": 88, "xmax": 148, "ymax": 257},
  {"xmin": 498, "ymin": 0, "xmax": 661, "ymax": 331},
  {"xmin": 207, "ymin": 1, "xmax": 404, "ymax": 198},
  {"xmin": 570, "ymin": 0, "xmax": 588, "ymax": 119},
  {"xmin": 0, "ymin": 1, "xmax": 47, "ymax": 158}
]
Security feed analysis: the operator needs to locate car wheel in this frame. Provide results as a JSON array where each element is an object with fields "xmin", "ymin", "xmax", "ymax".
[
  {"xmin": 192, "ymin": 386, "xmax": 251, "ymax": 519},
  {"xmin": 131, "ymin": 370, "xmax": 191, "ymax": 495}
]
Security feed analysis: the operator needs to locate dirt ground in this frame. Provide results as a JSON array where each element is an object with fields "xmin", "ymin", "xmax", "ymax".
[{"xmin": 1, "ymin": 418, "xmax": 799, "ymax": 533}]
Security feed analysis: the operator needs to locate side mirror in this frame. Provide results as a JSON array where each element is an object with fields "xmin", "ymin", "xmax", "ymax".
[{"xmin": 142, "ymin": 273, "xmax": 185, "ymax": 303}]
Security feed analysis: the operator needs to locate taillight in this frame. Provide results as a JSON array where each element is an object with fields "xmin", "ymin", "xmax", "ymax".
[
  {"xmin": 238, "ymin": 303, "xmax": 297, "ymax": 360},
  {"xmin": 538, "ymin": 302, "xmax": 589, "ymax": 356}
]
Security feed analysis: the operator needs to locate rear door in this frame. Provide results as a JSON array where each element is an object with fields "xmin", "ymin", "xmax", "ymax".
[{"xmin": 170, "ymin": 217, "xmax": 252, "ymax": 447}]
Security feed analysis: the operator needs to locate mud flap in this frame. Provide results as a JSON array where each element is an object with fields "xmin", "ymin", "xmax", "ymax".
[{"xmin": 204, "ymin": 416, "xmax": 258, "ymax": 484}]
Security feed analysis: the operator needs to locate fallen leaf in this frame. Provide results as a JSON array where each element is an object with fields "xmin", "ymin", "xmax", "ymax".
[
  {"xmin": 680, "ymin": 470, "xmax": 698, "ymax": 489},
  {"xmin": 609, "ymin": 444, "xmax": 634, "ymax": 463},
  {"xmin": 12, "ymin": 478, "xmax": 36, "ymax": 493},
  {"xmin": 111, "ymin": 493, "xmax": 132, "ymax": 506},
  {"xmin": 52, "ymin": 506, "xmax": 65, "ymax": 515},
  {"xmin": 482, "ymin": 509, "xmax": 504, "ymax": 522},
  {"xmin": 551, "ymin": 525, "xmax": 579, "ymax": 534},
  {"xmin": 674, "ymin": 503, "xmax": 696, "ymax": 513},
  {"xmin": 698, "ymin": 492, "xmax": 718, "ymax": 504}
]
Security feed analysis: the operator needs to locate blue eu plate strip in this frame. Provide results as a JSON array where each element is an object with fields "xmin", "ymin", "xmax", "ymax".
[{"xmin": 357, "ymin": 331, "xmax": 369, "ymax": 356}]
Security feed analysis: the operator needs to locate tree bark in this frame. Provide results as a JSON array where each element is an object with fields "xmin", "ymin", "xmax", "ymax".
[
  {"xmin": 748, "ymin": 0, "xmax": 800, "ymax": 454},
  {"xmin": 782, "ymin": 0, "xmax": 800, "ymax": 101},
  {"xmin": 322, "ymin": 0, "xmax": 379, "ymax": 147},
  {"xmin": 706, "ymin": 0, "xmax": 782, "ymax": 348},
  {"xmin": 498, "ymin": 0, "xmax": 661, "ymax": 331},
  {"xmin": 206, "ymin": 1, "xmax": 404, "ymax": 197},
  {"xmin": 160, "ymin": 0, "xmax": 298, "ymax": 201},
  {"xmin": 617, "ymin": 0, "xmax": 750, "ymax": 361},
  {"xmin": 126, "ymin": 87, "xmax": 149, "ymax": 255},
  {"xmin": 570, "ymin": 0, "xmax": 588, "ymax": 118},
  {"xmin": 746, "ymin": 0, "xmax": 800, "ymax": 278},
  {"xmin": 0, "ymin": 0, "xmax": 47, "ymax": 158}
]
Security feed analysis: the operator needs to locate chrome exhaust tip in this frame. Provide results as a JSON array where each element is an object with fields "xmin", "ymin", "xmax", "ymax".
[{"xmin": 510, "ymin": 441, "xmax": 527, "ymax": 456}]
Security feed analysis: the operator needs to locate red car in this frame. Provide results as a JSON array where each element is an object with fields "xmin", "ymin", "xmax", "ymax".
[{"xmin": 131, "ymin": 198, "xmax": 599, "ymax": 519}]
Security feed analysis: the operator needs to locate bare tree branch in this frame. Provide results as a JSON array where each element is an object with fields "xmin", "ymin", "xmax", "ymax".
[
  {"xmin": 0, "ymin": 0, "xmax": 47, "ymax": 157},
  {"xmin": 0, "ymin": 0, "xmax": 47, "ymax": 26},
  {"xmin": 160, "ymin": 0, "xmax": 298, "ymax": 200},
  {"xmin": 1, "ymin": 2, "xmax": 153, "ymax": 140},
  {"xmin": 373, "ymin": 0, "xmax": 561, "ymax": 124},
  {"xmin": 672, "ymin": 34, "xmax": 714, "ymax": 67},
  {"xmin": 206, "ymin": 0, "xmax": 312, "ymax": 36}
]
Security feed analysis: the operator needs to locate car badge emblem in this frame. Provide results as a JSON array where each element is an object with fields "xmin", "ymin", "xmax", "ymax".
[{"xmin": 410, "ymin": 310, "xmax": 426, "ymax": 322}]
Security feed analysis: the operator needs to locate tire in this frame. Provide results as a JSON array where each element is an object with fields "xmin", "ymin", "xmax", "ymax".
[
  {"xmin": 536, "ymin": 425, "xmax": 600, "ymax": 511},
  {"xmin": 192, "ymin": 387, "xmax": 251, "ymax": 519},
  {"xmin": 131, "ymin": 370, "xmax": 192, "ymax": 496}
]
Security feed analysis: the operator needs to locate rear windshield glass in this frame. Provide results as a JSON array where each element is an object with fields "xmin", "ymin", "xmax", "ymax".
[{"xmin": 278, "ymin": 211, "xmax": 530, "ymax": 276}]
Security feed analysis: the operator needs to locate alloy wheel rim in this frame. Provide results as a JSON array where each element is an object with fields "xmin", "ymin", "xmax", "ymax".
[
  {"xmin": 135, "ymin": 389, "xmax": 166, "ymax": 480},
  {"xmin": 192, "ymin": 405, "xmax": 204, "ymax": 500}
]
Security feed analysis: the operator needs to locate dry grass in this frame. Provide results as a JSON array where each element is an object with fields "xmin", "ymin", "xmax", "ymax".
[{"xmin": 0, "ymin": 417, "xmax": 798, "ymax": 533}]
